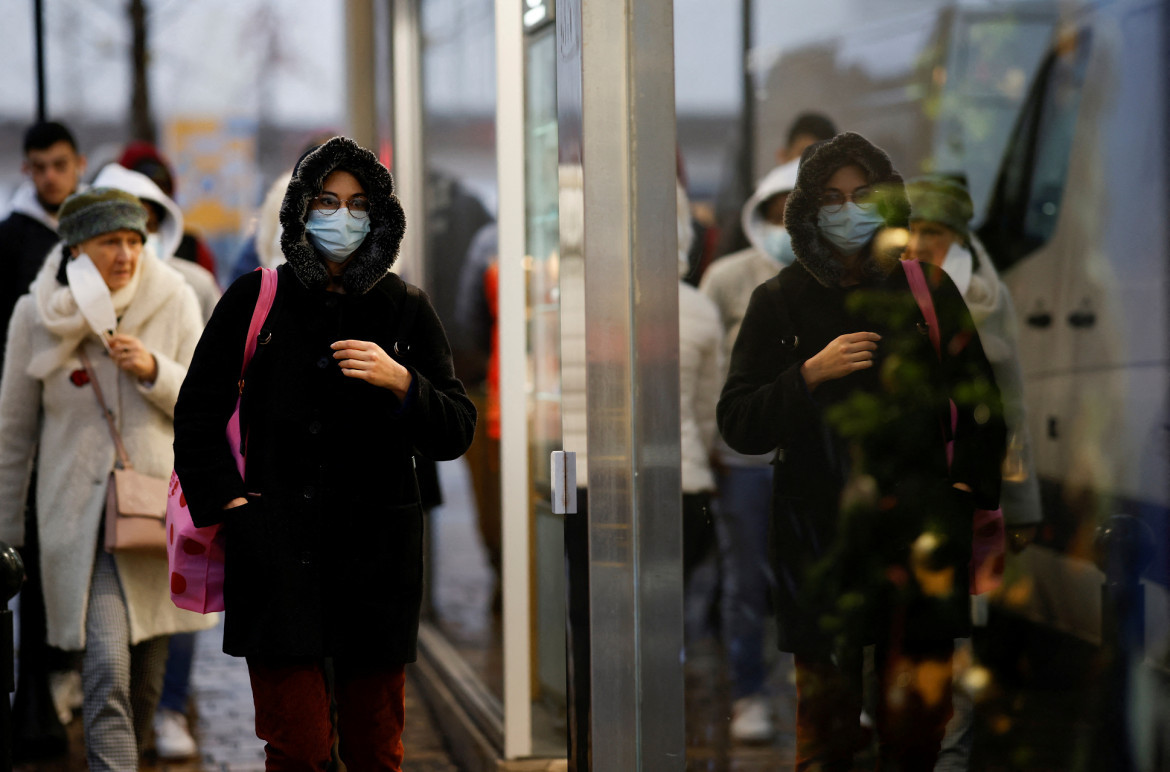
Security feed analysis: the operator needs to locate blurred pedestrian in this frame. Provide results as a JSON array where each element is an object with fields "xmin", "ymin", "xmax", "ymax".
[
  {"xmin": 118, "ymin": 141, "xmax": 219, "ymax": 276},
  {"xmin": 677, "ymin": 183, "xmax": 724, "ymax": 585},
  {"xmin": 904, "ymin": 175, "xmax": 1041, "ymax": 772},
  {"xmin": 717, "ymin": 132, "xmax": 1006, "ymax": 771},
  {"xmin": 229, "ymin": 171, "xmax": 294, "ymax": 281},
  {"xmin": 699, "ymin": 158, "xmax": 798, "ymax": 742},
  {"xmin": 173, "ymin": 137, "xmax": 475, "ymax": 770},
  {"xmin": 0, "ymin": 120, "xmax": 88, "ymax": 757},
  {"xmin": 93, "ymin": 163, "xmax": 221, "ymax": 323},
  {"xmin": 0, "ymin": 188, "xmax": 214, "ymax": 770},
  {"xmin": 711, "ymin": 113, "xmax": 835, "ymax": 270},
  {"xmin": 1, "ymin": 121, "xmax": 87, "ymax": 370},
  {"xmin": 776, "ymin": 112, "xmax": 838, "ymax": 165},
  {"xmin": 453, "ymin": 222, "xmax": 503, "ymax": 610}
]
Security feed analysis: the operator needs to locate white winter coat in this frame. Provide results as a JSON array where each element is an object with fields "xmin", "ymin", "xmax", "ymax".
[
  {"xmin": 0, "ymin": 247, "xmax": 217, "ymax": 650},
  {"xmin": 699, "ymin": 162, "xmax": 799, "ymax": 468}
]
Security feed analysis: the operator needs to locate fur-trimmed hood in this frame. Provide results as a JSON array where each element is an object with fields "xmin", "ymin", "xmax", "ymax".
[
  {"xmin": 279, "ymin": 137, "xmax": 406, "ymax": 295},
  {"xmin": 784, "ymin": 132, "xmax": 910, "ymax": 287}
]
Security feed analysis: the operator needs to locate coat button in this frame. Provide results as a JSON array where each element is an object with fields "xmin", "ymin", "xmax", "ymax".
[
  {"xmin": 299, "ymin": 551, "xmax": 312, "ymax": 566},
  {"xmin": 317, "ymin": 355, "xmax": 331, "ymax": 369},
  {"xmin": 308, "ymin": 420, "xmax": 322, "ymax": 434},
  {"xmin": 325, "ymin": 296, "xmax": 339, "ymax": 309},
  {"xmin": 303, "ymin": 485, "xmax": 316, "ymax": 500}
]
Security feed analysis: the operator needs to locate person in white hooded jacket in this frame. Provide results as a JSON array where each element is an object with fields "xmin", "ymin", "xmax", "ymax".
[
  {"xmin": 677, "ymin": 183, "xmax": 724, "ymax": 581},
  {"xmin": 0, "ymin": 188, "xmax": 215, "ymax": 770},
  {"xmin": 92, "ymin": 163, "xmax": 221, "ymax": 324},
  {"xmin": 698, "ymin": 159, "xmax": 799, "ymax": 742}
]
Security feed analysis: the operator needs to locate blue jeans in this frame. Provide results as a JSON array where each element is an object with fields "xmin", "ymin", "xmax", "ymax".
[
  {"xmin": 158, "ymin": 632, "xmax": 196, "ymax": 714},
  {"xmin": 715, "ymin": 464, "xmax": 775, "ymax": 700}
]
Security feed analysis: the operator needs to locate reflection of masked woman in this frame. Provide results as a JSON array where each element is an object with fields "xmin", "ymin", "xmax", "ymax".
[
  {"xmin": 717, "ymin": 132, "xmax": 1006, "ymax": 771},
  {"xmin": 173, "ymin": 137, "xmax": 476, "ymax": 768}
]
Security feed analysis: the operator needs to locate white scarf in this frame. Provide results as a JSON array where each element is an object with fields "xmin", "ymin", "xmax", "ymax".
[{"xmin": 27, "ymin": 247, "xmax": 144, "ymax": 379}]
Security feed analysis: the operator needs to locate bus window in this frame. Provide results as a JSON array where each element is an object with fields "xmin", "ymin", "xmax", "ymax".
[
  {"xmin": 980, "ymin": 30, "xmax": 1092, "ymax": 271},
  {"xmin": 1022, "ymin": 33, "xmax": 1092, "ymax": 245}
]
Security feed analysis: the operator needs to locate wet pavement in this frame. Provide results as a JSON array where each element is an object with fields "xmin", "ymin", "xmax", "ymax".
[{"xmin": 13, "ymin": 618, "xmax": 464, "ymax": 771}]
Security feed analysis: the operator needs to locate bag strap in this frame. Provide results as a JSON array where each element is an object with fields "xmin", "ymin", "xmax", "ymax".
[
  {"xmin": 239, "ymin": 267, "xmax": 279, "ymax": 387},
  {"xmin": 393, "ymin": 281, "xmax": 423, "ymax": 360},
  {"xmin": 902, "ymin": 259, "xmax": 942, "ymax": 359},
  {"xmin": 77, "ymin": 349, "xmax": 133, "ymax": 470}
]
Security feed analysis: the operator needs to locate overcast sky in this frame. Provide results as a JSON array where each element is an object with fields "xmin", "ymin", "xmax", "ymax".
[{"xmin": 0, "ymin": 0, "xmax": 345, "ymax": 125}]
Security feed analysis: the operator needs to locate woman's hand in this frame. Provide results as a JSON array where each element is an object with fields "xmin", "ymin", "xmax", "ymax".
[
  {"xmin": 800, "ymin": 332, "xmax": 881, "ymax": 391},
  {"xmin": 107, "ymin": 333, "xmax": 158, "ymax": 383},
  {"xmin": 331, "ymin": 339, "xmax": 413, "ymax": 399},
  {"xmin": 223, "ymin": 497, "xmax": 248, "ymax": 510}
]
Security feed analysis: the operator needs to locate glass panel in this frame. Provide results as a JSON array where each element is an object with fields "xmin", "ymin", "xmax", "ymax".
[
  {"xmin": 418, "ymin": 0, "xmax": 503, "ymax": 701},
  {"xmin": 680, "ymin": 2, "xmax": 1168, "ymax": 769}
]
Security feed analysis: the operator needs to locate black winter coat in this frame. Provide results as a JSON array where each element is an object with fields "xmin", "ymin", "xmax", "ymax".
[
  {"xmin": 173, "ymin": 267, "xmax": 474, "ymax": 660},
  {"xmin": 718, "ymin": 260, "xmax": 1005, "ymax": 654},
  {"xmin": 0, "ymin": 212, "xmax": 58, "ymax": 373},
  {"xmin": 173, "ymin": 137, "xmax": 476, "ymax": 662}
]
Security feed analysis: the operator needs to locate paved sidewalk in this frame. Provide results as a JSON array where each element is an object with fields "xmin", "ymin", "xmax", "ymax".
[{"xmin": 15, "ymin": 618, "xmax": 463, "ymax": 771}]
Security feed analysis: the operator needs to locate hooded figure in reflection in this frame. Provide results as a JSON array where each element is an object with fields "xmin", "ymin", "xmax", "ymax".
[
  {"xmin": 716, "ymin": 133, "xmax": 1006, "ymax": 771},
  {"xmin": 173, "ymin": 137, "xmax": 476, "ymax": 770}
]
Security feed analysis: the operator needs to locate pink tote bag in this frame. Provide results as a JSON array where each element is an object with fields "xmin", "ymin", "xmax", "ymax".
[{"xmin": 167, "ymin": 267, "xmax": 278, "ymax": 613}]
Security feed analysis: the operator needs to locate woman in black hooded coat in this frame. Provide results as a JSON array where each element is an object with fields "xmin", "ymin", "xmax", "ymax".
[
  {"xmin": 716, "ymin": 133, "xmax": 1005, "ymax": 771},
  {"xmin": 173, "ymin": 137, "xmax": 475, "ymax": 769}
]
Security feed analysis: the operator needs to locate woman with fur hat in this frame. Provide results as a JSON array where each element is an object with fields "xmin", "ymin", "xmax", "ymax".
[
  {"xmin": 717, "ymin": 133, "xmax": 1006, "ymax": 770},
  {"xmin": 173, "ymin": 137, "xmax": 475, "ymax": 769},
  {"xmin": 0, "ymin": 188, "xmax": 213, "ymax": 769}
]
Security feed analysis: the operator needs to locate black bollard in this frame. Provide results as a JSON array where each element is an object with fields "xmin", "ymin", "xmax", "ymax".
[
  {"xmin": 0, "ymin": 542, "xmax": 26, "ymax": 772},
  {"xmin": 1093, "ymin": 514, "xmax": 1154, "ymax": 772}
]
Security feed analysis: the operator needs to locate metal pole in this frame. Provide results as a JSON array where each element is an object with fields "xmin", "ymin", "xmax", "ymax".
[
  {"xmin": 33, "ymin": 0, "xmax": 46, "ymax": 122},
  {"xmin": 740, "ymin": 0, "xmax": 755, "ymax": 189},
  {"xmin": 557, "ymin": 0, "xmax": 685, "ymax": 767}
]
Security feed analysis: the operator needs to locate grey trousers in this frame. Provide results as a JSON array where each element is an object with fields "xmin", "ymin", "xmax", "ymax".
[{"xmin": 82, "ymin": 550, "xmax": 168, "ymax": 771}]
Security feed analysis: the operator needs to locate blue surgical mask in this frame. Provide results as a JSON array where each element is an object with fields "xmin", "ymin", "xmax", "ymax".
[
  {"xmin": 817, "ymin": 202, "xmax": 885, "ymax": 256},
  {"xmin": 306, "ymin": 209, "xmax": 371, "ymax": 263},
  {"xmin": 760, "ymin": 224, "xmax": 796, "ymax": 267}
]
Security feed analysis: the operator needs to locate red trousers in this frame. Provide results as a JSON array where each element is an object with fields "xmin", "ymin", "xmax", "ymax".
[
  {"xmin": 794, "ymin": 642, "xmax": 953, "ymax": 772},
  {"xmin": 247, "ymin": 657, "xmax": 406, "ymax": 771}
]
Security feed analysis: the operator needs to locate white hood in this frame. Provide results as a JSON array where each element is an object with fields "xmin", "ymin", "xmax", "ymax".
[
  {"xmin": 677, "ymin": 182, "xmax": 694, "ymax": 277},
  {"xmin": 740, "ymin": 159, "xmax": 799, "ymax": 261},
  {"xmin": 8, "ymin": 180, "xmax": 63, "ymax": 232},
  {"xmin": 92, "ymin": 163, "xmax": 184, "ymax": 260}
]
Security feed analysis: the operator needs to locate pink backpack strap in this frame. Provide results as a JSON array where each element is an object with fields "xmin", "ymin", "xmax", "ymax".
[
  {"xmin": 240, "ymin": 267, "xmax": 278, "ymax": 379},
  {"xmin": 902, "ymin": 259, "xmax": 941, "ymax": 358}
]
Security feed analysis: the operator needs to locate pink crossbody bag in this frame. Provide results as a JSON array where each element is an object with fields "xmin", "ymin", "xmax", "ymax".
[
  {"xmin": 167, "ymin": 267, "xmax": 278, "ymax": 613},
  {"xmin": 902, "ymin": 259, "xmax": 1005, "ymax": 595}
]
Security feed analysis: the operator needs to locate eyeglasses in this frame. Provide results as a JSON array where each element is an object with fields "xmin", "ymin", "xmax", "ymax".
[
  {"xmin": 312, "ymin": 193, "xmax": 371, "ymax": 218},
  {"xmin": 818, "ymin": 185, "xmax": 877, "ymax": 213}
]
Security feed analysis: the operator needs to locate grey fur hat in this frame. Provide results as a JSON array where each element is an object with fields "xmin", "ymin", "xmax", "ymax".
[
  {"xmin": 279, "ymin": 136, "xmax": 406, "ymax": 295},
  {"xmin": 784, "ymin": 132, "xmax": 910, "ymax": 287}
]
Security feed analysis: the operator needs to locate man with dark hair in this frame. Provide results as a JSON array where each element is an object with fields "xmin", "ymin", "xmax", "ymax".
[
  {"xmin": 1, "ymin": 121, "xmax": 87, "ymax": 367},
  {"xmin": 777, "ymin": 112, "xmax": 837, "ymax": 164}
]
